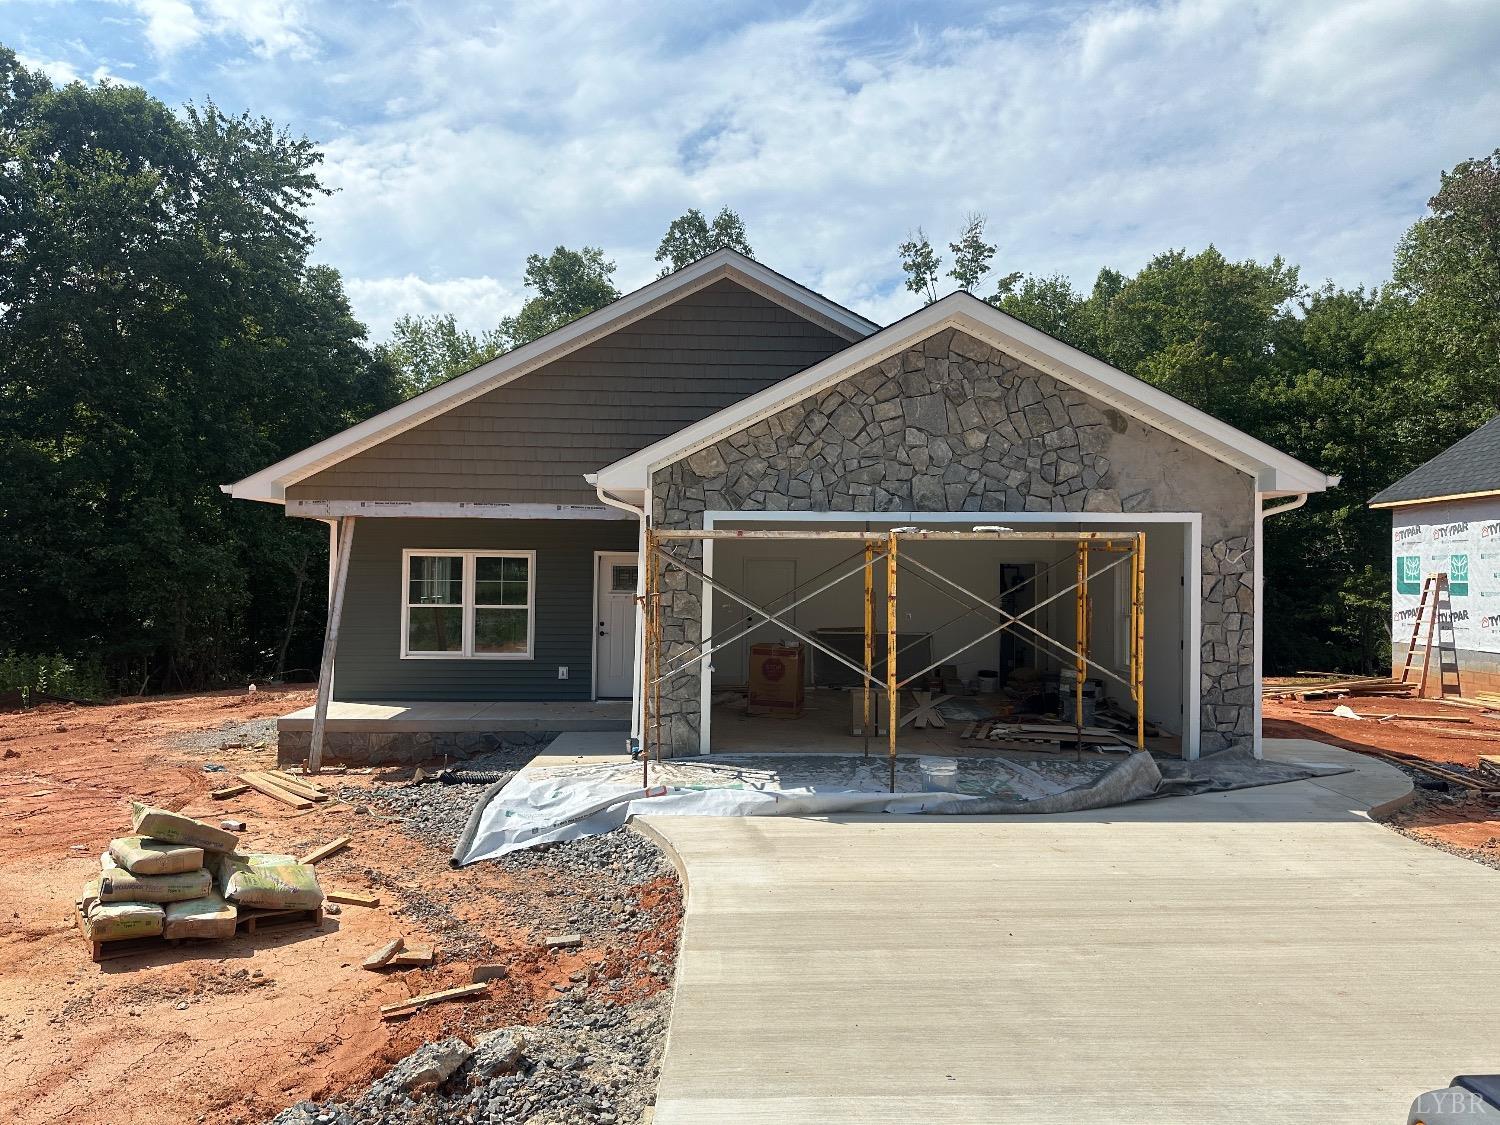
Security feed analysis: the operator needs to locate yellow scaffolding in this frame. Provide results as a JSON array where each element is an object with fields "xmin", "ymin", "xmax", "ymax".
[{"xmin": 639, "ymin": 527, "xmax": 1149, "ymax": 791}]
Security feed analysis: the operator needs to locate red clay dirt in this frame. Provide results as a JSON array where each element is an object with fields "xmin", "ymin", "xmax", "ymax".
[
  {"xmin": 0, "ymin": 688, "xmax": 681, "ymax": 1125},
  {"xmin": 1262, "ymin": 687, "xmax": 1500, "ymax": 862}
]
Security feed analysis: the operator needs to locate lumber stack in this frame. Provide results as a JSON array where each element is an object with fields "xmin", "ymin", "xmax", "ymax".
[
  {"xmin": 1263, "ymin": 676, "xmax": 1416, "ymax": 702},
  {"xmin": 77, "ymin": 802, "xmax": 326, "ymax": 961},
  {"xmin": 238, "ymin": 770, "xmax": 331, "ymax": 810}
]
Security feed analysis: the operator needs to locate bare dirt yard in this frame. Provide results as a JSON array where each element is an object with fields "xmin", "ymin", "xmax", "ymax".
[
  {"xmin": 0, "ymin": 688, "xmax": 681, "ymax": 1125},
  {"xmin": 1263, "ymin": 687, "xmax": 1500, "ymax": 870}
]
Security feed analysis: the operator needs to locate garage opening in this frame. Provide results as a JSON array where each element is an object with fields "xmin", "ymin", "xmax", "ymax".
[{"xmin": 639, "ymin": 513, "xmax": 1198, "ymax": 779}]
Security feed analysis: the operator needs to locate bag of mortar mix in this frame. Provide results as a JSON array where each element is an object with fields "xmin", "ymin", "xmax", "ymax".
[
  {"xmin": 129, "ymin": 801, "xmax": 239, "ymax": 853},
  {"xmin": 80, "ymin": 876, "xmax": 101, "ymax": 916},
  {"xmin": 163, "ymin": 892, "xmax": 238, "ymax": 940},
  {"xmin": 86, "ymin": 900, "xmax": 164, "ymax": 942},
  {"xmin": 219, "ymin": 858, "xmax": 323, "ymax": 910},
  {"xmin": 108, "ymin": 835, "xmax": 204, "ymax": 875},
  {"xmin": 208, "ymin": 851, "xmax": 296, "ymax": 882},
  {"xmin": 99, "ymin": 867, "xmax": 212, "ymax": 904}
]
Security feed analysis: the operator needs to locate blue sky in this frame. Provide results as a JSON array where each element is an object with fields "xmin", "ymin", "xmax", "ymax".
[{"xmin": 8, "ymin": 0, "xmax": 1500, "ymax": 339}]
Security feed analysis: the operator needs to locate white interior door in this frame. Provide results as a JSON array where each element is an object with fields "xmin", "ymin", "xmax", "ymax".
[{"xmin": 595, "ymin": 553, "xmax": 638, "ymax": 698}]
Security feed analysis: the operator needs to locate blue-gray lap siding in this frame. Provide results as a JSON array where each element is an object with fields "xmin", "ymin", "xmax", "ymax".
[{"xmin": 333, "ymin": 518, "xmax": 638, "ymax": 701}]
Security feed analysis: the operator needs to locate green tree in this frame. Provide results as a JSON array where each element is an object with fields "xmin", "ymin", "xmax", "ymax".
[
  {"xmin": 991, "ymin": 274, "xmax": 1094, "ymax": 351},
  {"xmin": 898, "ymin": 227, "xmax": 942, "ymax": 304},
  {"xmin": 0, "ymin": 48, "xmax": 399, "ymax": 692},
  {"xmin": 946, "ymin": 213, "xmax": 995, "ymax": 291},
  {"xmin": 1391, "ymin": 147, "xmax": 1500, "ymax": 425},
  {"xmin": 381, "ymin": 313, "xmax": 505, "ymax": 398},
  {"xmin": 1089, "ymin": 246, "xmax": 1302, "ymax": 430},
  {"xmin": 496, "ymin": 245, "xmax": 619, "ymax": 349},
  {"xmin": 655, "ymin": 206, "xmax": 753, "ymax": 275}
]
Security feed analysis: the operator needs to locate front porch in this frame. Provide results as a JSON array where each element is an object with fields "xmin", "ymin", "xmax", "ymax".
[{"xmin": 276, "ymin": 700, "xmax": 631, "ymax": 766}]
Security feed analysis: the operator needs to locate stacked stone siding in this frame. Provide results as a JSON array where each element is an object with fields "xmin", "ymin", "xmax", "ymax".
[{"xmin": 650, "ymin": 328, "xmax": 1256, "ymax": 755}]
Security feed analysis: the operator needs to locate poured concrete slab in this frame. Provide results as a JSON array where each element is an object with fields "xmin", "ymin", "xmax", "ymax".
[{"xmin": 636, "ymin": 741, "xmax": 1493, "ymax": 1125}]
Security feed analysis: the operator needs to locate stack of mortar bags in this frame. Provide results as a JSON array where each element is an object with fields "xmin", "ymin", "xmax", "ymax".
[{"xmin": 80, "ymin": 802, "xmax": 323, "ymax": 948}]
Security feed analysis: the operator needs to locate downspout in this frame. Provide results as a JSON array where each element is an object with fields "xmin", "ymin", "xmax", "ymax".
[
  {"xmin": 1252, "ymin": 488, "xmax": 1318, "ymax": 757},
  {"xmin": 588, "ymin": 474, "xmax": 647, "ymax": 749}
]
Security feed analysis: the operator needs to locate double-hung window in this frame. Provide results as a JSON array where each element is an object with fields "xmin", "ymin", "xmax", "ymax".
[{"xmin": 402, "ymin": 550, "xmax": 534, "ymax": 659}]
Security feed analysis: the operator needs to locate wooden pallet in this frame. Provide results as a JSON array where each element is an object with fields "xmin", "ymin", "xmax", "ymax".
[{"xmin": 78, "ymin": 903, "xmax": 323, "ymax": 963}]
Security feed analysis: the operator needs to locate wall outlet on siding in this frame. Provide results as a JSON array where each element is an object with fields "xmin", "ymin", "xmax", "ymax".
[{"xmin": 557, "ymin": 666, "xmax": 569, "ymax": 680}]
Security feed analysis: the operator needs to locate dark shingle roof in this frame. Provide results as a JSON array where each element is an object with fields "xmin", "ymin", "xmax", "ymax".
[{"xmin": 1369, "ymin": 414, "xmax": 1500, "ymax": 507}]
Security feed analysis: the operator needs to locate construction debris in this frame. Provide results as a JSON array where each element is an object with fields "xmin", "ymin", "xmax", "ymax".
[
  {"xmin": 210, "ymin": 784, "xmax": 250, "ymax": 800},
  {"xmin": 1263, "ymin": 676, "xmax": 1416, "ymax": 702},
  {"xmin": 361, "ymin": 936, "xmax": 405, "ymax": 970},
  {"xmin": 238, "ymin": 772, "xmax": 313, "ymax": 810},
  {"xmin": 470, "ymin": 963, "xmax": 508, "ymax": 983},
  {"xmin": 326, "ymin": 889, "xmax": 379, "ymax": 907},
  {"xmin": 379, "ymin": 982, "xmax": 489, "ymax": 1021},
  {"xmin": 544, "ymin": 933, "xmax": 584, "ymax": 950},
  {"xmin": 389, "ymin": 947, "xmax": 435, "ymax": 967},
  {"xmin": 299, "ymin": 835, "xmax": 351, "ymax": 865}
]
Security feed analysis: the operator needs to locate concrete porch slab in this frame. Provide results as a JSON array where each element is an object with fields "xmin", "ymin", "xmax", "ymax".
[{"xmin": 276, "ymin": 700, "xmax": 631, "ymax": 735}]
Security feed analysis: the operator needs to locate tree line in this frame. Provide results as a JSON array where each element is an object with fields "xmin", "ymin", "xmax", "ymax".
[
  {"xmin": 894, "ymin": 175, "xmax": 1499, "ymax": 673},
  {"xmin": 2, "ymin": 41, "xmax": 1494, "ymax": 695}
]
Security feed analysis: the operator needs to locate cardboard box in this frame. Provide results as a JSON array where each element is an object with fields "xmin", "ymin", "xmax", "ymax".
[{"xmin": 748, "ymin": 643, "xmax": 804, "ymax": 717}]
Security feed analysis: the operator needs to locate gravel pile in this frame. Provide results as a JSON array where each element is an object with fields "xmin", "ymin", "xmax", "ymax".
[
  {"xmin": 174, "ymin": 716, "xmax": 278, "ymax": 754},
  {"xmin": 344, "ymin": 774, "xmax": 513, "ymax": 851},
  {"xmin": 271, "ymin": 990, "xmax": 670, "ymax": 1125},
  {"xmin": 494, "ymin": 828, "xmax": 674, "ymax": 888}
]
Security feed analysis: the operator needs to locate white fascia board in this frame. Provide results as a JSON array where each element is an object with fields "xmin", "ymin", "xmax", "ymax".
[
  {"xmin": 224, "ymin": 250, "xmax": 878, "ymax": 505},
  {"xmin": 595, "ymin": 292, "xmax": 1337, "ymax": 495}
]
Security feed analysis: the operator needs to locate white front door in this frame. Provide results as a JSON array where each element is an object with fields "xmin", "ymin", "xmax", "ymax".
[{"xmin": 595, "ymin": 553, "xmax": 638, "ymax": 698}]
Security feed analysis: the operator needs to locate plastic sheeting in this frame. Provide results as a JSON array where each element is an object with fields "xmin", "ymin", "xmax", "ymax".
[{"xmin": 454, "ymin": 752, "xmax": 1158, "ymax": 866}]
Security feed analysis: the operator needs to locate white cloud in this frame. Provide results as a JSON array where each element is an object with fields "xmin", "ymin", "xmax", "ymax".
[
  {"xmin": 129, "ymin": 0, "xmax": 203, "ymax": 57},
  {"xmin": 41, "ymin": 0, "xmax": 1498, "ymax": 333},
  {"xmin": 341, "ymin": 274, "xmax": 519, "ymax": 343},
  {"xmin": 122, "ymin": 0, "xmax": 312, "ymax": 59},
  {"xmin": 18, "ymin": 51, "xmax": 140, "ymax": 87}
]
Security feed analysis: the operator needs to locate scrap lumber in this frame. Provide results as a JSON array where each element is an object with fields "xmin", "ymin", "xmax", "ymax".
[
  {"xmin": 300, "ymin": 835, "xmax": 352, "ymax": 865},
  {"xmin": 327, "ymin": 889, "xmax": 380, "ymax": 907},
  {"xmin": 268, "ymin": 769, "xmax": 328, "ymax": 796},
  {"xmin": 362, "ymin": 936, "xmax": 405, "ymax": 970},
  {"xmin": 237, "ymin": 772, "xmax": 313, "ymax": 810},
  {"xmin": 210, "ymin": 784, "xmax": 250, "ymax": 800},
  {"xmin": 380, "ymin": 982, "xmax": 489, "ymax": 1020},
  {"xmin": 256, "ymin": 771, "xmax": 328, "ymax": 802},
  {"xmin": 390, "ymin": 947, "xmax": 435, "ymax": 967},
  {"xmin": 1480, "ymin": 755, "xmax": 1500, "ymax": 777},
  {"xmin": 899, "ymin": 692, "xmax": 952, "ymax": 729},
  {"xmin": 544, "ymin": 933, "xmax": 583, "ymax": 950},
  {"xmin": 1362, "ymin": 749, "xmax": 1500, "ymax": 794}
]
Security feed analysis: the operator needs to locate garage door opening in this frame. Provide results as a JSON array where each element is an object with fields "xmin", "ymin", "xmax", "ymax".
[{"xmin": 639, "ymin": 512, "xmax": 1200, "ymax": 780}]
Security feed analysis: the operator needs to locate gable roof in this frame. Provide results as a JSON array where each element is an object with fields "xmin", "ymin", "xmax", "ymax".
[
  {"xmin": 225, "ymin": 250, "xmax": 877, "ymax": 504},
  {"xmin": 1368, "ymin": 414, "xmax": 1500, "ymax": 509},
  {"xmin": 593, "ymin": 291, "xmax": 1338, "ymax": 497}
]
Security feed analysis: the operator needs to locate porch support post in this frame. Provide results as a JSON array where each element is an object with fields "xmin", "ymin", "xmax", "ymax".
[
  {"xmin": 1133, "ymin": 531, "xmax": 1146, "ymax": 751},
  {"xmin": 309, "ymin": 515, "xmax": 356, "ymax": 775}
]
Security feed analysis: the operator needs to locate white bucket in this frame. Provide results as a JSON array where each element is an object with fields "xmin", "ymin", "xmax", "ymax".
[{"xmin": 918, "ymin": 757, "xmax": 960, "ymax": 793}]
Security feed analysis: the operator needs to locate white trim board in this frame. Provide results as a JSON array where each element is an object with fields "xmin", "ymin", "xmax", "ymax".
[
  {"xmin": 223, "ymin": 250, "xmax": 876, "ymax": 506},
  {"xmin": 596, "ymin": 292, "xmax": 1337, "ymax": 497},
  {"xmin": 689, "ymin": 510, "xmax": 1202, "ymax": 760},
  {"xmin": 289, "ymin": 500, "xmax": 631, "ymax": 520}
]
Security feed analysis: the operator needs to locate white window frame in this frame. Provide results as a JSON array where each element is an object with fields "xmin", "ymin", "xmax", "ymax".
[{"xmin": 400, "ymin": 549, "xmax": 536, "ymax": 660}]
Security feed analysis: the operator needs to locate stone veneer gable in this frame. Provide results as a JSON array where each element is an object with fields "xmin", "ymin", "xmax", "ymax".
[{"xmin": 650, "ymin": 327, "xmax": 1256, "ymax": 756}]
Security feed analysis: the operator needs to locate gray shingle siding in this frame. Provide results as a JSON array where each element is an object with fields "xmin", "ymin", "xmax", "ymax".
[
  {"xmin": 287, "ymin": 279, "xmax": 854, "ymax": 507},
  {"xmin": 1370, "ymin": 414, "xmax": 1500, "ymax": 506},
  {"xmin": 333, "ymin": 518, "xmax": 638, "ymax": 702}
]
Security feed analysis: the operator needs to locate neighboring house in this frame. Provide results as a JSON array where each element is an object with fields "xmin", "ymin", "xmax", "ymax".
[
  {"xmin": 1369, "ymin": 415, "xmax": 1500, "ymax": 695},
  {"xmin": 227, "ymin": 249, "xmax": 1337, "ymax": 763}
]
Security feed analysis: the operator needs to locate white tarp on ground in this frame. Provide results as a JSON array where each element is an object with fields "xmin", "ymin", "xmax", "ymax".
[{"xmin": 454, "ymin": 753, "xmax": 1136, "ymax": 865}]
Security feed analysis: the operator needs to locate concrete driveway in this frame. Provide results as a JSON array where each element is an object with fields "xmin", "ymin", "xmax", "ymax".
[{"xmin": 635, "ymin": 741, "xmax": 1499, "ymax": 1124}]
